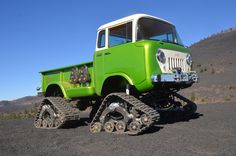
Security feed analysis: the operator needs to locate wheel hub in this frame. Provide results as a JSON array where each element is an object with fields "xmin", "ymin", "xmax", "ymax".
[
  {"xmin": 141, "ymin": 114, "xmax": 151, "ymax": 125},
  {"xmin": 115, "ymin": 121, "xmax": 126, "ymax": 133},
  {"xmin": 129, "ymin": 121, "xmax": 141, "ymax": 133},
  {"xmin": 90, "ymin": 122, "xmax": 102, "ymax": 133},
  {"xmin": 104, "ymin": 121, "xmax": 115, "ymax": 133}
]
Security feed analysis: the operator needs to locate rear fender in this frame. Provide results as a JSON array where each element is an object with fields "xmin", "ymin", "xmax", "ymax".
[{"xmin": 46, "ymin": 82, "xmax": 70, "ymax": 99}]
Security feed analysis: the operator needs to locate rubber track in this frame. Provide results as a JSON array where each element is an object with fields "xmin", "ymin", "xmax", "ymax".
[
  {"xmin": 34, "ymin": 97, "xmax": 80, "ymax": 129},
  {"xmin": 90, "ymin": 93, "xmax": 160, "ymax": 135}
]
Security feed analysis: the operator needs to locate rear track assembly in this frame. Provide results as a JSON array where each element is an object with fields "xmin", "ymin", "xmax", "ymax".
[{"xmin": 34, "ymin": 97, "xmax": 80, "ymax": 129}]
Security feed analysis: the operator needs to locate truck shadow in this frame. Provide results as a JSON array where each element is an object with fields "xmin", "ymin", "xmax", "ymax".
[
  {"xmin": 62, "ymin": 112, "xmax": 203, "ymax": 135},
  {"xmin": 158, "ymin": 112, "xmax": 203, "ymax": 124},
  {"xmin": 62, "ymin": 118, "xmax": 90, "ymax": 129},
  {"xmin": 144, "ymin": 112, "xmax": 203, "ymax": 135}
]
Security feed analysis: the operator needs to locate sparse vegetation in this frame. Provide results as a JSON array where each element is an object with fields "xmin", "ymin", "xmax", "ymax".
[
  {"xmin": 0, "ymin": 107, "xmax": 37, "ymax": 120},
  {"xmin": 211, "ymin": 68, "xmax": 215, "ymax": 74},
  {"xmin": 199, "ymin": 66, "xmax": 208, "ymax": 73},
  {"xmin": 200, "ymin": 97, "xmax": 209, "ymax": 103},
  {"xmin": 190, "ymin": 92, "xmax": 196, "ymax": 102},
  {"xmin": 224, "ymin": 97, "xmax": 231, "ymax": 101},
  {"xmin": 229, "ymin": 84, "xmax": 236, "ymax": 90},
  {"xmin": 201, "ymin": 98, "xmax": 205, "ymax": 102},
  {"xmin": 196, "ymin": 64, "xmax": 202, "ymax": 68}
]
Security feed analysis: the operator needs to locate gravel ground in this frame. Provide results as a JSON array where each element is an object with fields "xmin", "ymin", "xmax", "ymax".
[{"xmin": 0, "ymin": 103, "xmax": 236, "ymax": 156}]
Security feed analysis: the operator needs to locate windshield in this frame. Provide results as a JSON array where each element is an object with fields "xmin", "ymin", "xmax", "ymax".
[{"xmin": 137, "ymin": 18, "xmax": 184, "ymax": 46}]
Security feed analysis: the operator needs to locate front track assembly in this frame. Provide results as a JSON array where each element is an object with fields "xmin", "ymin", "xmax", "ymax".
[
  {"xmin": 34, "ymin": 97, "xmax": 80, "ymax": 129},
  {"xmin": 90, "ymin": 93, "xmax": 160, "ymax": 135},
  {"xmin": 173, "ymin": 93, "xmax": 197, "ymax": 116}
]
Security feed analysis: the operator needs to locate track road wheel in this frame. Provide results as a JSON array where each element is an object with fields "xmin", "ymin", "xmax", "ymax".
[
  {"xmin": 104, "ymin": 121, "xmax": 115, "ymax": 133},
  {"xmin": 47, "ymin": 119, "xmax": 54, "ymax": 128},
  {"xmin": 115, "ymin": 121, "xmax": 126, "ymax": 133},
  {"xmin": 42, "ymin": 119, "xmax": 48, "ymax": 128},
  {"xmin": 34, "ymin": 119, "xmax": 42, "ymax": 128},
  {"xmin": 129, "ymin": 121, "xmax": 141, "ymax": 134},
  {"xmin": 90, "ymin": 122, "xmax": 102, "ymax": 133},
  {"xmin": 141, "ymin": 114, "xmax": 152, "ymax": 125},
  {"xmin": 54, "ymin": 118, "xmax": 61, "ymax": 128}
]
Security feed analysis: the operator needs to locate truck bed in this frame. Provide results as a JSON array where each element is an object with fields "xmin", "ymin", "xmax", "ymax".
[{"xmin": 40, "ymin": 61, "xmax": 96, "ymax": 99}]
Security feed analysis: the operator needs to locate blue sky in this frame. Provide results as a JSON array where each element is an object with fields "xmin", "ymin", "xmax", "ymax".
[{"xmin": 0, "ymin": 0, "xmax": 235, "ymax": 100}]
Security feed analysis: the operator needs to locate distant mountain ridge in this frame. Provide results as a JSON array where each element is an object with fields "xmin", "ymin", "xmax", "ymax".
[{"xmin": 0, "ymin": 96, "xmax": 42, "ymax": 112}]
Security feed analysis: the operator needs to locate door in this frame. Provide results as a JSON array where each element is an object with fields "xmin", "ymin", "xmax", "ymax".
[{"xmin": 103, "ymin": 22, "xmax": 146, "ymax": 85}]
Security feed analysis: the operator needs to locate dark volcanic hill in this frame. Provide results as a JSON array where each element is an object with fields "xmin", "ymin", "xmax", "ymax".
[
  {"xmin": 181, "ymin": 28, "xmax": 236, "ymax": 104},
  {"xmin": 191, "ymin": 28, "xmax": 236, "ymax": 85}
]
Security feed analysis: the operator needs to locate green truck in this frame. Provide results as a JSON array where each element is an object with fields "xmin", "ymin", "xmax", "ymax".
[{"xmin": 35, "ymin": 14, "xmax": 198, "ymax": 135}]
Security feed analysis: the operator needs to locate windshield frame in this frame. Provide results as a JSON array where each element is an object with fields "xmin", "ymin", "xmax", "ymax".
[{"xmin": 136, "ymin": 17, "xmax": 184, "ymax": 46}]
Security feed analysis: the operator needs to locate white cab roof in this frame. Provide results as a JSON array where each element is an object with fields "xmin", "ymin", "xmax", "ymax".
[{"xmin": 98, "ymin": 14, "xmax": 173, "ymax": 31}]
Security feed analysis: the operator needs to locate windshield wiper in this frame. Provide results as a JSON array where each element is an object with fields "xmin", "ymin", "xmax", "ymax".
[
  {"xmin": 160, "ymin": 40, "xmax": 184, "ymax": 47},
  {"xmin": 147, "ymin": 39, "xmax": 161, "ymax": 42},
  {"xmin": 141, "ymin": 39, "xmax": 184, "ymax": 47}
]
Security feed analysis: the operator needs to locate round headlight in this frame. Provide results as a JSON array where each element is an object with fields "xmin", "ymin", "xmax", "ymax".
[
  {"xmin": 186, "ymin": 54, "xmax": 193, "ymax": 66},
  {"xmin": 157, "ymin": 49, "xmax": 166, "ymax": 64}
]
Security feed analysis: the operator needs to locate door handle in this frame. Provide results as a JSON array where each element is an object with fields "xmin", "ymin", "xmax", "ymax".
[
  {"xmin": 96, "ymin": 53, "xmax": 102, "ymax": 57},
  {"xmin": 104, "ymin": 52, "xmax": 111, "ymax": 55}
]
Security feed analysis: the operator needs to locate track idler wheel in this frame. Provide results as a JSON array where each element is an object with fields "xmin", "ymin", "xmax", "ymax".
[
  {"xmin": 115, "ymin": 121, "xmax": 126, "ymax": 133},
  {"xmin": 104, "ymin": 121, "xmax": 115, "ymax": 133},
  {"xmin": 183, "ymin": 102, "xmax": 197, "ymax": 116},
  {"xmin": 90, "ymin": 122, "xmax": 102, "ymax": 133},
  {"xmin": 173, "ymin": 93, "xmax": 197, "ymax": 116}
]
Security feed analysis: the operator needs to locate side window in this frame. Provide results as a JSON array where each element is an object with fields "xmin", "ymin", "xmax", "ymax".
[
  {"xmin": 109, "ymin": 22, "xmax": 132, "ymax": 47},
  {"xmin": 98, "ymin": 30, "xmax": 105, "ymax": 48}
]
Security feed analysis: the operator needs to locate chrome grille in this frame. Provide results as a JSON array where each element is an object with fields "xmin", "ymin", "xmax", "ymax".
[{"xmin": 168, "ymin": 57, "xmax": 185, "ymax": 72}]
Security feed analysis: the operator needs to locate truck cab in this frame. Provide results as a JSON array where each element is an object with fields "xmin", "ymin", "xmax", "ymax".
[{"xmin": 94, "ymin": 14, "xmax": 198, "ymax": 96}]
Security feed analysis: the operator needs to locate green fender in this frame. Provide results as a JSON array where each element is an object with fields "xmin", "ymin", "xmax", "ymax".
[
  {"xmin": 96, "ymin": 73, "xmax": 134, "ymax": 96},
  {"xmin": 46, "ymin": 82, "xmax": 70, "ymax": 99}
]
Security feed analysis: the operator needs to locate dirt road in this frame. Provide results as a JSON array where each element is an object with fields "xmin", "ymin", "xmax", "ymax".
[{"xmin": 0, "ymin": 103, "xmax": 236, "ymax": 156}]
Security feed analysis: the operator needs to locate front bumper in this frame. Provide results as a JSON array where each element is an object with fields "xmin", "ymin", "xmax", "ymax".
[{"xmin": 151, "ymin": 69, "xmax": 199, "ymax": 83}]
